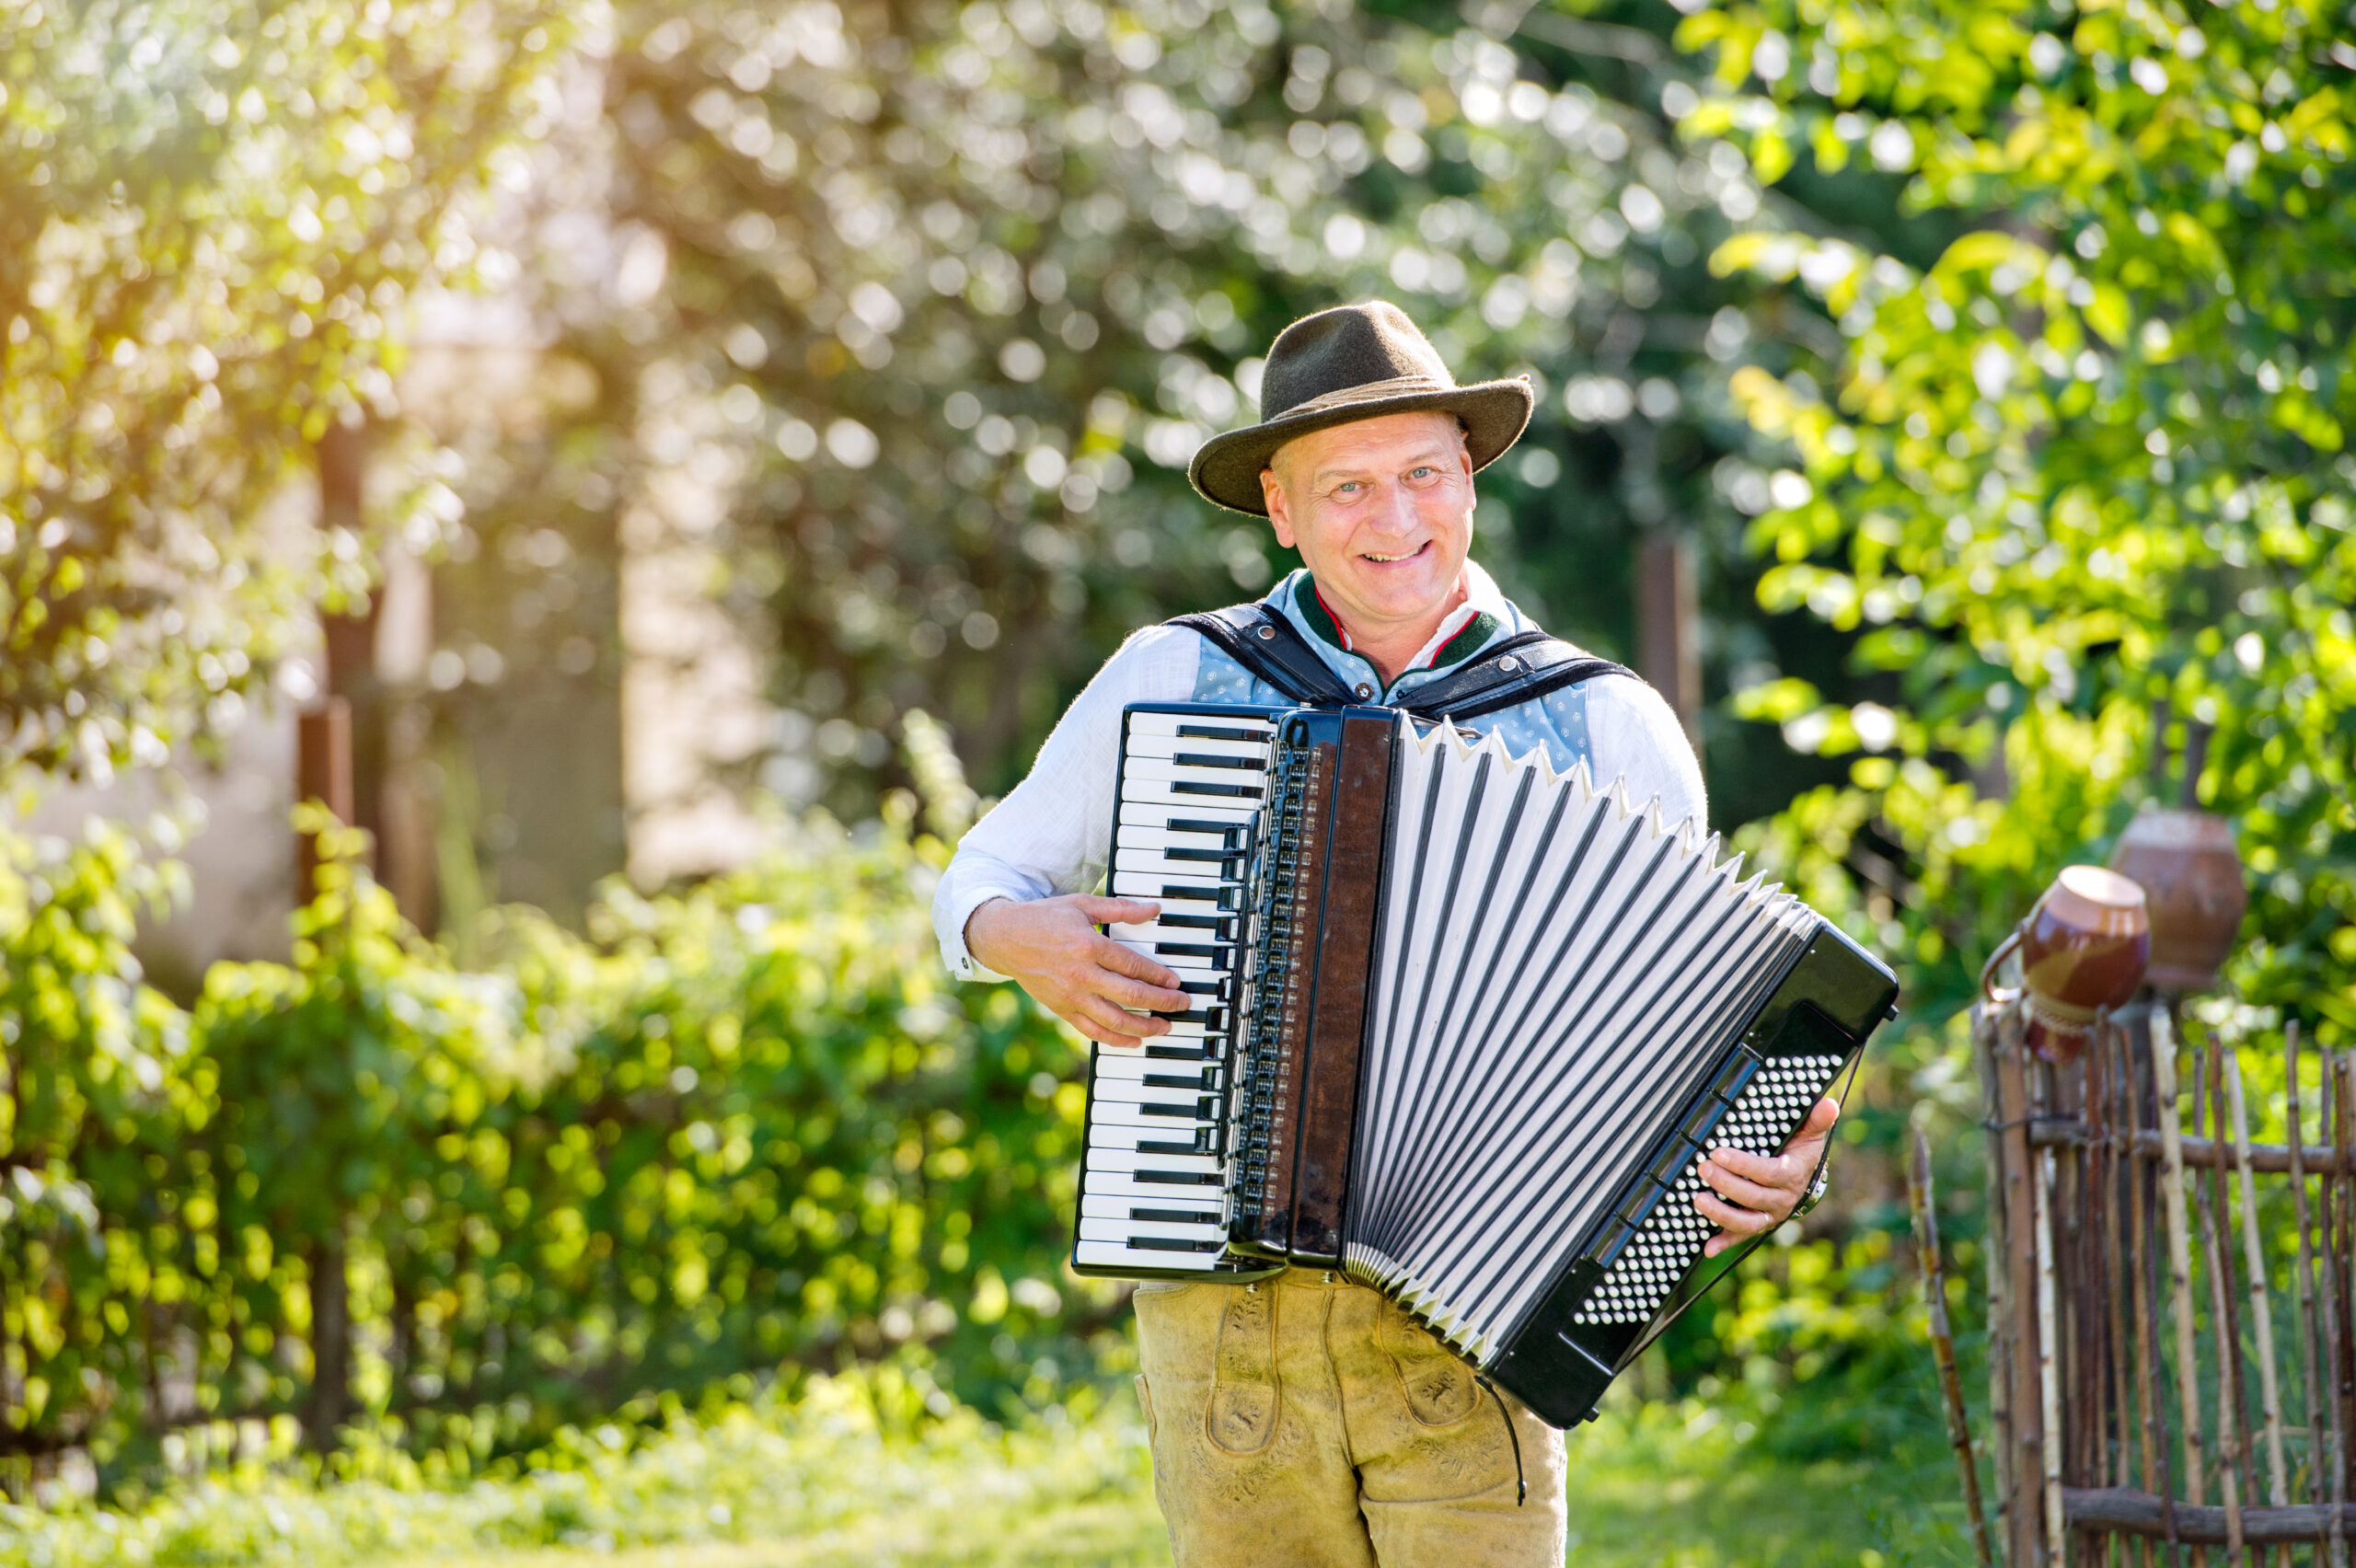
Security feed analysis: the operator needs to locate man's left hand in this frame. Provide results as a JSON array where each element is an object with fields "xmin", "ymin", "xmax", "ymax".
[{"xmin": 1693, "ymin": 1097, "xmax": 1839, "ymax": 1257}]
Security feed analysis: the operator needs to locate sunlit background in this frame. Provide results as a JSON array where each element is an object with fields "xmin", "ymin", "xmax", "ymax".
[{"xmin": 4, "ymin": 0, "xmax": 2352, "ymax": 1560}]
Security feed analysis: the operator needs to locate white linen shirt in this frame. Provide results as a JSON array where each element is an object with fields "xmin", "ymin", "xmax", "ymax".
[{"xmin": 932, "ymin": 564, "xmax": 1705, "ymax": 981}]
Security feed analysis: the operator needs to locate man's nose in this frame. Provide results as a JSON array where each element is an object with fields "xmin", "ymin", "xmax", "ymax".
[{"xmin": 1366, "ymin": 480, "xmax": 1421, "ymax": 536}]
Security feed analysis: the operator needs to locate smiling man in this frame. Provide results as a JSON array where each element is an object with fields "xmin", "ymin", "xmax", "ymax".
[{"xmin": 932, "ymin": 303, "xmax": 1836, "ymax": 1568}]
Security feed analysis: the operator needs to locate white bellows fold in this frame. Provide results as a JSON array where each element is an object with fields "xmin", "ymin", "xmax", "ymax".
[{"xmin": 1341, "ymin": 716, "xmax": 1817, "ymax": 1363}]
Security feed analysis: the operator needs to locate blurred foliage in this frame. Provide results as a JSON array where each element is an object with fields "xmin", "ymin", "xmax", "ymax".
[
  {"xmin": 20, "ymin": 0, "xmax": 2356, "ymax": 1539},
  {"xmin": 437, "ymin": 0, "xmax": 1904, "ymax": 827},
  {"xmin": 0, "ymin": 755, "xmax": 1123, "ymax": 1482},
  {"xmin": 0, "ymin": 0, "xmax": 572, "ymax": 783},
  {"xmin": 1684, "ymin": 0, "xmax": 2356, "ymax": 1040},
  {"xmin": 0, "ymin": 1370, "xmax": 1161, "ymax": 1566},
  {"xmin": 0, "ymin": 1365, "xmax": 1971, "ymax": 1567}
]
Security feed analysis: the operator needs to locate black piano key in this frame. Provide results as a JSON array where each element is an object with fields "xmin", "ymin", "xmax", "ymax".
[
  {"xmin": 1171, "ymin": 781, "xmax": 1261, "ymax": 799},
  {"xmin": 1164, "ymin": 817, "xmax": 1248, "ymax": 839},
  {"xmin": 1127, "ymin": 1236, "xmax": 1225, "ymax": 1253},
  {"xmin": 1129, "ymin": 1206, "xmax": 1221, "ymax": 1224},
  {"xmin": 1174, "ymin": 725, "xmax": 1269, "ymax": 744}
]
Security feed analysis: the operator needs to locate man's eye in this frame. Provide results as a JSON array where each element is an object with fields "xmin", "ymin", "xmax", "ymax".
[
  {"xmin": 1409, "ymin": 466, "xmax": 1435, "ymax": 479},
  {"xmin": 1334, "ymin": 481, "xmax": 1361, "ymax": 495}
]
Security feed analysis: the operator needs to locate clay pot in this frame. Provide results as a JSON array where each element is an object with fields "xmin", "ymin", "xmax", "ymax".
[
  {"xmin": 1982, "ymin": 865, "xmax": 2152, "ymax": 1063},
  {"xmin": 2108, "ymin": 808, "xmax": 2248, "ymax": 994}
]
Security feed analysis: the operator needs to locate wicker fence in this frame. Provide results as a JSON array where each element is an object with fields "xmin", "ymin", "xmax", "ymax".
[{"xmin": 1977, "ymin": 994, "xmax": 2356, "ymax": 1566}]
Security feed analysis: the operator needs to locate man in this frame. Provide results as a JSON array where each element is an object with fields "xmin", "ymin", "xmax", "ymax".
[{"xmin": 932, "ymin": 303, "xmax": 1836, "ymax": 1567}]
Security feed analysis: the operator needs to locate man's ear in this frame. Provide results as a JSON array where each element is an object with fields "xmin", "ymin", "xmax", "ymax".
[{"xmin": 1261, "ymin": 467, "xmax": 1299, "ymax": 549}]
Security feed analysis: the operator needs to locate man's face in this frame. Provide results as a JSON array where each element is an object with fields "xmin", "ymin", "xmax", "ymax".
[{"xmin": 1260, "ymin": 410, "xmax": 1475, "ymax": 636}]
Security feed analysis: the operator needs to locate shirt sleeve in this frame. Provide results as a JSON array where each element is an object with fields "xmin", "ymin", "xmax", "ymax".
[
  {"xmin": 1581, "ymin": 673, "xmax": 1709, "ymax": 837},
  {"xmin": 932, "ymin": 626, "xmax": 1201, "ymax": 981}
]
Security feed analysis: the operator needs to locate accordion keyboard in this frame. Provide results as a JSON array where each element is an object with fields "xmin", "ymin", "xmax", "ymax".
[
  {"xmin": 1573, "ymin": 1051, "xmax": 1849, "ymax": 1326},
  {"xmin": 1073, "ymin": 706, "xmax": 1281, "ymax": 1274}
]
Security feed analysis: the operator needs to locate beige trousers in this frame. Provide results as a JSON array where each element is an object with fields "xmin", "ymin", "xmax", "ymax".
[{"xmin": 1132, "ymin": 1268, "xmax": 1566, "ymax": 1567}]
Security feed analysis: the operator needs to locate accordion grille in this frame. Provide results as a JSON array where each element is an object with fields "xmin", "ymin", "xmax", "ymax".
[{"xmin": 1338, "ymin": 719, "xmax": 1819, "ymax": 1363}]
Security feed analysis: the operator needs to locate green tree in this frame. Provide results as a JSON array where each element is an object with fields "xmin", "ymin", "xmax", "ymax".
[
  {"xmin": 446, "ymin": 0, "xmax": 1890, "ymax": 826},
  {"xmin": 1680, "ymin": 0, "xmax": 2356, "ymax": 1031},
  {"xmin": 0, "ymin": 0, "xmax": 569, "ymax": 783}
]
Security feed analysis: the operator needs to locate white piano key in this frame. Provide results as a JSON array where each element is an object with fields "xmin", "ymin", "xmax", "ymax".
[
  {"xmin": 1092, "ymin": 1059, "xmax": 1219, "ymax": 1090},
  {"xmin": 1083, "ymin": 1148, "xmax": 1225, "ymax": 1186},
  {"xmin": 1114, "ymin": 826, "xmax": 1250, "ymax": 853},
  {"xmin": 1085, "ymin": 1126, "xmax": 1218, "ymax": 1160},
  {"xmin": 1114, "ymin": 847, "xmax": 1250, "ymax": 880},
  {"xmin": 1123, "ymin": 732, "xmax": 1271, "ymax": 762},
  {"xmin": 1082, "ymin": 1168, "xmax": 1226, "ymax": 1199},
  {"xmin": 1089, "ymin": 1078, "xmax": 1213, "ymax": 1110},
  {"xmin": 1079, "ymin": 1215, "xmax": 1226, "ymax": 1243},
  {"xmin": 1087, "ymin": 1100, "xmax": 1218, "ymax": 1130},
  {"xmin": 1093, "ymin": 1046, "xmax": 1218, "ymax": 1076},
  {"xmin": 1108, "ymin": 872, "xmax": 1235, "ymax": 902},
  {"xmin": 1125, "ymin": 711, "xmax": 1276, "ymax": 739},
  {"xmin": 1074, "ymin": 1239, "xmax": 1223, "ymax": 1271},
  {"xmin": 1123, "ymin": 757, "xmax": 1271, "ymax": 789},
  {"xmin": 1120, "ymin": 775, "xmax": 1263, "ymax": 808},
  {"xmin": 1080, "ymin": 1193, "xmax": 1222, "ymax": 1222},
  {"xmin": 1118, "ymin": 800, "xmax": 1259, "ymax": 828},
  {"xmin": 1110, "ymin": 916, "xmax": 1240, "ymax": 945},
  {"xmin": 1108, "ymin": 940, "xmax": 1225, "ymax": 974},
  {"xmin": 1085, "ymin": 1147, "xmax": 1220, "ymax": 1179}
]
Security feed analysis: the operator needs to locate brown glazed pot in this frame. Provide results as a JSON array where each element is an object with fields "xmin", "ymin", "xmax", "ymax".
[
  {"xmin": 1982, "ymin": 865, "xmax": 2152, "ymax": 1063},
  {"xmin": 2108, "ymin": 808, "xmax": 2248, "ymax": 993}
]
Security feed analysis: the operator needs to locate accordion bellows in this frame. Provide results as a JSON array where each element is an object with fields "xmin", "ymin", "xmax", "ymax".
[
  {"xmin": 1340, "ymin": 721, "xmax": 1816, "ymax": 1361},
  {"xmin": 1075, "ymin": 702, "xmax": 1898, "ymax": 1427}
]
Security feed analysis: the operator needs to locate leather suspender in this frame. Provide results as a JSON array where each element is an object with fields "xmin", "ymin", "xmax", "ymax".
[{"xmin": 1165, "ymin": 604, "xmax": 1634, "ymax": 723}]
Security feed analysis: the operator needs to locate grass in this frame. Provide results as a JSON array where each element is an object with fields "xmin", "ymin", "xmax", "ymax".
[{"xmin": 0, "ymin": 1372, "xmax": 1980, "ymax": 1568}]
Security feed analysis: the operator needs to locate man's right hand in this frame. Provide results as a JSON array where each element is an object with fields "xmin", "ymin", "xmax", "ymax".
[{"xmin": 964, "ymin": 895, "xmax": 1192, "ymax": 1049}]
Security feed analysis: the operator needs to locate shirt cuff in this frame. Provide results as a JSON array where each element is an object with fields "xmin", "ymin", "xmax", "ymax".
[{"xmin": 938, "ymin": 890, "xmax": 1021, "ymax": 984}]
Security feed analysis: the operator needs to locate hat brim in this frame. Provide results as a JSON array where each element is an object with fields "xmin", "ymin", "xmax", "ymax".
[{"xmin": 1186, "ymin": 378, "xmax": 1535, "ymax": 516}]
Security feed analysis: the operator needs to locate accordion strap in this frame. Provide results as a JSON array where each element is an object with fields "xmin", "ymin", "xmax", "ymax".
[
  {"xmin": 1168, "ymin": 606, "xmax": 1633, "ymax": 720},
  {"xmin": 1394, "ymin": 630, "xmax": 1632, "ymax": 722},
  {"xmin": 1166, "ymin": 605, "xmax": 1361, "ymax": 706}
]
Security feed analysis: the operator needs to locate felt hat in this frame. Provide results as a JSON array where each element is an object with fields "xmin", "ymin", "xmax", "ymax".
[{"xmin": 1187, "ymin": 301, "xmax": 1534, "ymax": 516}]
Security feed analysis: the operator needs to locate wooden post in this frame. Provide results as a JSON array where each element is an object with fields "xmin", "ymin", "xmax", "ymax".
[
  {"xmin": 1634, "ymin": 530, "xmax": 1701, "ymax": 757},
  {"xmin": 295, "ymin": 698, "xmax": 354, "ymax": 902},
  {"xmin": 2223, "ymin": 1046, "xmax": 2292, "ymax": 1514},
  {"xmin": 2193, "ymin": 1040, "xmax": 2249, "ymax": 1563},
  {"xmin": 1982, "ymin": 1008, "xmax": 2019, "ymax": 1550},
  {"xmin": 2154, "ymin": 1006, "xmax": 2214, "ymax": 1565},
  {"xmin": 2116, "ymin": 1013, "xmax": 2167, "ymax": 1565},
  {"xmin": 2288, "ymin": 1021, "xmax": 2347, "ymax": 1568},
  {"xmin": 1916, "ymin": 1124, "xmax": 1997, "ymax": 1568},
  {"xmin": 2001, "ymin": 1006, "xmax": 2051, "ymax": 1567},
  {"xmin": 2039, "ymin": 1145, "xmax": 2069, "ymax": 1564}
]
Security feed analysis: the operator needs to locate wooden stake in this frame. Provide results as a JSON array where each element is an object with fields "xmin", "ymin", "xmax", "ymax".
[
  {"xmin": 2192, "ymin": 1038, "xmax": 2251, "ymax": 1562},
  {"xmin": 2003, "ymin": 1007, "xmax": 2051, "ymax": 1568},
  {"xmin": 2041, "ymin": 1145, "xmax": 2070, "ymax": 1565},
  {"xmin": 2321, "ymin": 1042, "xmax": 2352, "ymax": 1568},
  {"xmin": 2224, "ymin": 1045, "xmax": 2292, "ymax": 1509},
  {"xmin": 2289, "ymin": 1021, "xmax": 2346, "ymax": 1568},
  {"xmin": 2122, "ymin": 1015, "xmax": 2167, "ymax": 1567},
  {"xmin": 1982, "ymin": 1007, "xmax": 2017, "ymax": 1546},
  {"xmin": 2327, "ymin": 1055, "xmax": 2346, "ymax": 1516},
  {"xmin": 2102, "ymin": 1020, "xmax": 2135, "ymax": 1490},
  {"xmin": 2154, "ymin": 1006, "xmax": 2215, "ymax": 1565},
  {"xmin": 1915, "ymin": 1124, "xmax": 1996, "ymax": 1568}
]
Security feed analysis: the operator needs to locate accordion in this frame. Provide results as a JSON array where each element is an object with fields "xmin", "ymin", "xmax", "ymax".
[{"xmin": 1073, "ymin": 702, "xmax": 1898, "ymax": 1428}]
